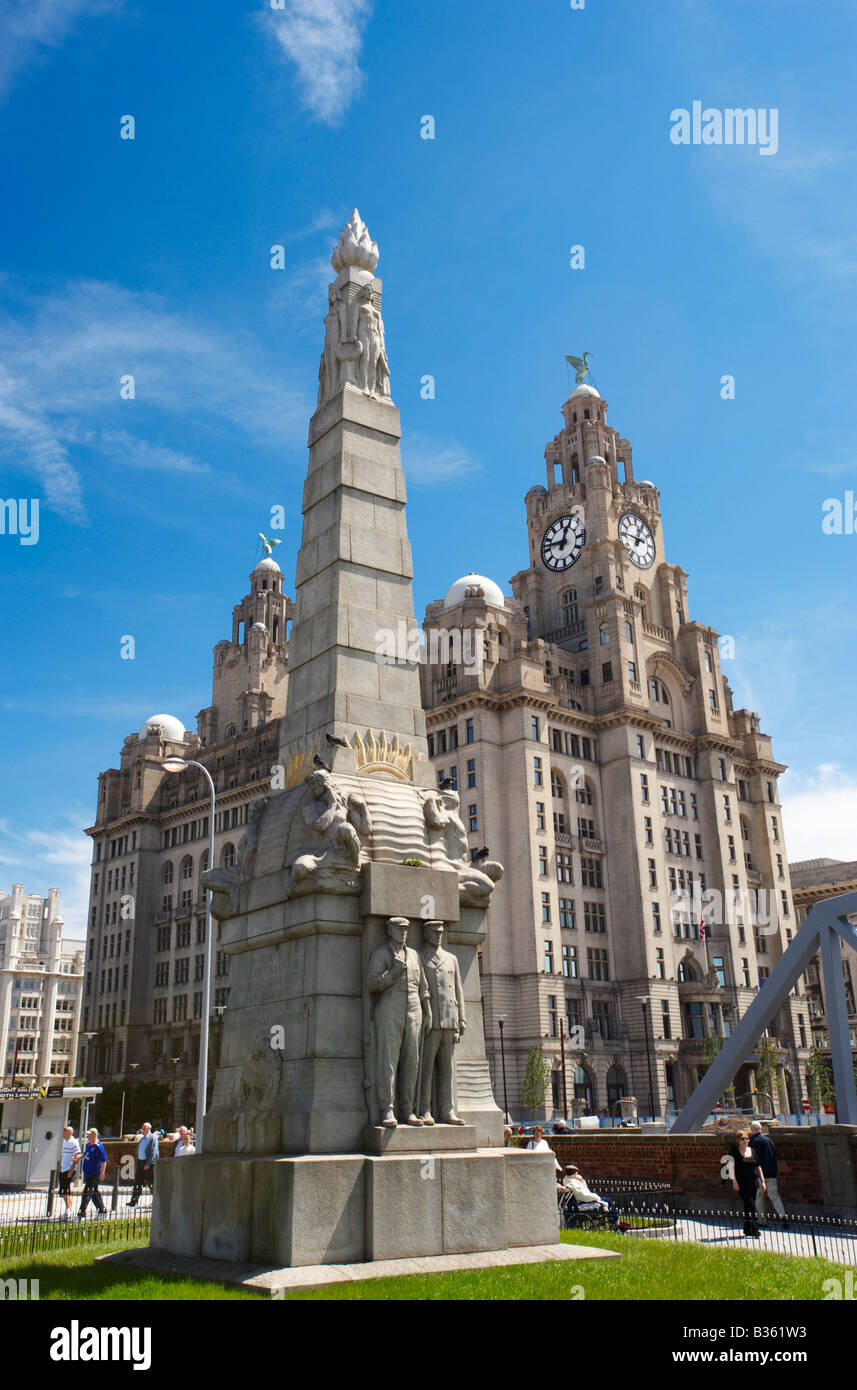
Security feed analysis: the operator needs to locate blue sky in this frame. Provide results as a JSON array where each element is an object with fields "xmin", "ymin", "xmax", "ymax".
[{"xmin": 1, "ymin": 0, "xmax": 856, "ymax": 932}]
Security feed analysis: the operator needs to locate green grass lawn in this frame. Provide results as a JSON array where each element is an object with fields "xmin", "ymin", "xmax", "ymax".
[{"xmin": 0, "ymin": 1229, "xmax": 848, "ymax": 1301}]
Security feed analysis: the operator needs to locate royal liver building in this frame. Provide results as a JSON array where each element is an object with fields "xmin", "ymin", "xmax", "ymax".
[{"xmin": 420, "ymin": 376, "xmax": 807, "ymax": 1120}]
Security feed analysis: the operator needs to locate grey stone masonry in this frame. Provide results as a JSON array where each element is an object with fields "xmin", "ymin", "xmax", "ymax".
[{"xmin": 280, "ymin": 383, "xmax": 428, "ymax": 770}]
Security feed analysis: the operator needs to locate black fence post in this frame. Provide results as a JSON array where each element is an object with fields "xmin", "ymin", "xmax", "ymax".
[
  {"xmin": 45, "ymin": 1169, "xmax": 55, "ymax": 1219},
  {"xmin": 111, "ymin": 1167, "xmax": 120, "ymax": 1213}
]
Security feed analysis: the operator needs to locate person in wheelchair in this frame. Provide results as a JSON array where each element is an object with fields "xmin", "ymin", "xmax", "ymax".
[{"xmin": 559, "ymin": 1165, "xmax": 620, "ymax": 1229}]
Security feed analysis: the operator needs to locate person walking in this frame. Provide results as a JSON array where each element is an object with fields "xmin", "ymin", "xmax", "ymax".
[
  {"xmin": 77, "ymin": 1128, "xmax": 107, "ymax": 1220},
  {"xmin": 749, "ymin": 1120, "xmax": 787, "ymax": 1221},
  {"xmin": 58, "ymin": 1125, "xmax": 80, "ymax": 1220},
  {"xmin": 127, "ymin": 1121, "xmax": 158, "ymax": 1206},
  {"xmin": 728, "ymin": 1130, "xmax": 766, "ymax": 1237}
]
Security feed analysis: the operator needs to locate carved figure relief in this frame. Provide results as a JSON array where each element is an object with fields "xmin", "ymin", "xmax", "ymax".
[
  {"xmin": 367, "ymin": 917, "xmax": 430, "ymax": 1127},
  {"xmin": 418, "ymin": 922, "xmax": 466, "ymax": 1125}
]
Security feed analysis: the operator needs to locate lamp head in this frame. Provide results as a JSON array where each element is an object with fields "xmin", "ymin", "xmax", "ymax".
[{"xmin": 162, "ymin": 757, "xmax": 188, "ymax": 772}]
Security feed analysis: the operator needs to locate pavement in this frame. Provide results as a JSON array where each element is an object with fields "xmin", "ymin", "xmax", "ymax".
[
  {"xmin": 0, "ymin": 1188, "xmax": 152, "ymax": 1225},
  {"xmin": 630, "ymin": 1213, "xmax": 857, "ymax": 1267},
  {"xmin": 99, "ymin": 1240, "xmax": 620, "ymax": 1294}
]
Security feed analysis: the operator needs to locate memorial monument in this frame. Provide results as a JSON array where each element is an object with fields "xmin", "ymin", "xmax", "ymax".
[{"xmin": 150, "ymin": 210, "xmax": 559, "ymax": 1268}]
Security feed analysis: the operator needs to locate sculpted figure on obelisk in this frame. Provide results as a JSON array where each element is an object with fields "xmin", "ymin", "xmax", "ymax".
[
  {"xmin": 367, "ymin": 917, "xmax": 430, "ymax": 1127},
  {"xmin": 418, "ymin": 922, "xmax": 466, "ymax": 1125}
]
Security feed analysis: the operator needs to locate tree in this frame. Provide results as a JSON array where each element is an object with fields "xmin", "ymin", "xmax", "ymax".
[
  {"xmin": 805, "ymin": 1045, "xmax": 835, "ymax": 1109},
  {"xmin": 520, "ymin": 1047, "xmax": 551, "ymax": 1120},
  {"xmin": 756, "ymin": 1035, "xmax": 783, "ymax": 1111}
]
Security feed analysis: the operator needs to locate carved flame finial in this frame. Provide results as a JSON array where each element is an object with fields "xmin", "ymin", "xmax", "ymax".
[{"xmin": 331, "ymin": 209, "xmax": 379, "ymax": 274}]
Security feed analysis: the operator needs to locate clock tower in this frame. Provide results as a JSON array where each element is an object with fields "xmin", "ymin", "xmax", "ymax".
[
  {"xmin": 422, "ymin": 369, "xmax": 806, "ymax": 1123},
  {"xmin": 511, "ymin": 380, "xmax": 687, "ymax": 703}
]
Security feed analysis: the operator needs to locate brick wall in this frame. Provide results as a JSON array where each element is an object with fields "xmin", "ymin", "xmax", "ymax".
[{"xmin": 547, "ymin": 1127, "xmax": 857, "ymax": 1210}]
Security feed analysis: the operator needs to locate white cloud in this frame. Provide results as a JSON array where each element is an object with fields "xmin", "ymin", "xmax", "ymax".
[
  {"xmin": 264, "ymin": 0, "xmax": 373, "ymax": 126},
  {"xmin": 780, "ymin": 767, "xmax": 857, "ymax": 863},
  {"xmin": 0, "ymin": 361, "xmax": 85, "ymax": 517},
  {"xmin": 400, "ymin": 432, "xmax": 482, "ymax": 488},
  {"xmin": 0, "ymin": 278, "xmax": 312, "ymax": 518},
  {"xmin": 0, "ymin": 814, "xmax": 93, "ymax": 937},
  {"xmin": 0, "ymin": 0, "xmax": 122, "ymax": 100}
]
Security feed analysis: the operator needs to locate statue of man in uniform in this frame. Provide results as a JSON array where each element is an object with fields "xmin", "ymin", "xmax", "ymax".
[
  {"xmin": 418, "ymin": 921, "xmax": 466, "ymax": 1125},
  {"xmin": 368, "ymin": 917, "xmax": 430, "ymax": 1128}
]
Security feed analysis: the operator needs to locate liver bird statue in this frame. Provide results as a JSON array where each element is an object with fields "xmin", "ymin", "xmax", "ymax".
[
  {"xmin": 258, "ymin": 533, "xmax": 282, "ymax": 558},
  {"xmin": 565, "ymin": 352, "xmax": 593, "ymax": 386}
]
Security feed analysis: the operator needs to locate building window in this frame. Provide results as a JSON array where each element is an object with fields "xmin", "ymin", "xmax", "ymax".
[
  {"xmin": 776, "ymin": 854, "xmax": 784, "ymax": 879},
  {"xmin": 771, "ymin": 816, "xmax": 779, "ymax": 842},
  {"xmin": 535, "ymin": 803, "xmax": 545, "ymax": 832},
  {"xmin": 727, "ymin": 835, "xmax": 736, "ymax": 862},
  {"xmin": 723, "ymin": 795, "xmax": 732, "ymax": 823},
  {"xmin": 541, "ymin": 893, "xmax": 552, "ymax": 924},
  {"xmin": 557, "ymin": 853, "xmax": 573, "ymax": 883},
  {"xmin": 709, "ymin": 689, "xmax": 717, "ymax": 710},
  {"xmin": 656, "ymin": 947, "xmax": 665, "ymax": 979},
  {"xmin": 581, "ymin": 857, "xmax": 603, "ymax": 889},
  {"xmin": 468, "ymin": 804, "xmax": 478, "ymax": 832},
  {"xmin": 652, "ymin": 901, "xmax": 661, "ymax": 933},
  {"xmin": 586, "ymin": 948, "xmax": 609, "ymax": 981},
  {"xmin": 741, "ymin": 958, "xmax": 751, "ymax": 987},
  {"xmin": 465, "ymin": 717, "xmax": 474, "ymax": 743},
  {"xmin": 781, "ymin": 890, "xmax": 790, "ymax": 917},
  {"xmin": 644, "ymin": 816, "xmax": 653, "ymax": 844},
  {"xmin": 640, "ymin": 774, "xmax": 650, "ymax": 804},
  {"xmin": 628, "ymin": 661, "xmax": 637, "ymax": 681},
  {"xmin": 583, "ymin": 901, "xmax": 606, "ymax": 933},
  {"xmin": 534, "ymin": 756, "xmax": 543, "ymax": 787},
  {"xmin": 544, "ymin": 940, "xmax": 554, "ymax": 973},
  {"xmin": 564, "ymin": 945, "xmax": 579, "ymax": 979},
  {"xmin": 559, "ymin": 899, "xmax": 575, "ymax": 929},
  {"xmin": 767, "ymin": 781, "xmax": 775, "ymax": 804},
  {"xmin": 553, "ymin": 810, "xmax": 567, "ymax": 835},
  {"xmin": 661, "ymin": 1000, "xmax": 672, "ymax": 1038},
  {"xmin": 466, "ymin": 759, "xmax": 477, "ymax": 789},
  {"xmin": 648, "ymin": 858, "xmax": 657, "ymax": 888},
  {"xmin": 531, "ymin": 716, "xmax": 540, "ymax": 740},
  {"xmin": 718, "ymin": 758, "xmax": 727, "ymax": 781},
  {"xmin": 547, "ymin": 994, "xmax": 558, "ymax": 1036},
  {"xmin": 538, "ymin": 846, "xmax": 549, "ymax": 876}
]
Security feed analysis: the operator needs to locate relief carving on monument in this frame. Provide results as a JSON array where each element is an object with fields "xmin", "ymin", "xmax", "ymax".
[
  {"xmin": 287, "ymin": 767, "xmax": 372, "ymax": 895},
  {"xmin": 317, "ymin": 210, "xmax": 392, "ymax": 408},
  {"xmin": 367, "ymin": 917, "xmax": 430, "ymax": 1128},
  {"xmin": 420, "ymin": 787, "xmax": 504, "ymax": 906},
  {"xmin": 418, "ymin": 922, "xmax": 466, "ymax": 1125}
]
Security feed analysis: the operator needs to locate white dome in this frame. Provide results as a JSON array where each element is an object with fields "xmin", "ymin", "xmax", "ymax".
[
  {"xmin": 638, "ymin": 480, "xmax": 656, "ymax": 488},
  {"xmin": 250, "ymin": 621, "xmax": 268, "ymax": 632},
  {"xmin": 568, "ymin": 382, "xmax": 601, "ymax": 401},
  {"xmin": 138, "ymin": 713, "xmax": 186, "ymax": 743},
  {"xmin": 443, "ymin": 573, "xmax": 506, "ymax": 609},
  {"xmin": 254, "ymin": 557, "xmax": 281, "ymax": 573},
  {"xmin": 586, "ymin": 455, "xmax": 607, "ymax": 468}
]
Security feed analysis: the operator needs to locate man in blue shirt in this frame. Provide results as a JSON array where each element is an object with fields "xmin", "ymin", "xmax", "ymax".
[
  {"xmin": 77, "ymin": 1128, "xmax": 107, "ymax": 1219},
  {"xmin": 749, "ymin": 1120, "xmax": 787, "ymax": 1219},
  {"xmin": 127, "ymin": 1122, "xmax": 158, "ymax": 1206}
]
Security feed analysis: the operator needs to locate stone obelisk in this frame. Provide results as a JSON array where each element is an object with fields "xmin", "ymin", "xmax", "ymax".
[
  {"xmin": 149, "ymin": 212, "xmax": 559, "ymax": 1271},
  {"xmin": 279, "ymin": 209, "xmax": 431, "ymax": 786}
]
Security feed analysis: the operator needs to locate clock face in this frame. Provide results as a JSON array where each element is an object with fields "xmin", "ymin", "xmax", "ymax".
[
  {"xmin": 541, "ymin": 514, "xmax": 586, "ymax": 572},
  {"xmin": 618, "ymin": 512, "xmax": 655, "ymax": 569}
]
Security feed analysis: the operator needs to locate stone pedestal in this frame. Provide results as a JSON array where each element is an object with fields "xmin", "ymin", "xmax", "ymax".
[{"xmin": 151, "ymin": 1148, "xmax": 559, "ymax": 1268}]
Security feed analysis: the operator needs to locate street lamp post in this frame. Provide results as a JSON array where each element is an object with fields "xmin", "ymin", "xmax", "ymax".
[
  {"xmin": 497, "ymin": 1016, "xmax": 509, "ymax": 1123},
  {"xmin": 638, "ymin": 997, "xmax": 655, "ymax": 1121},
  {"xmin": 559, "ymin": 1019, "xmax": 568, "ymax": 1118},
  {"xmin": 162, "ymin": 756, "xmax": 215, "ymax": 1153}
]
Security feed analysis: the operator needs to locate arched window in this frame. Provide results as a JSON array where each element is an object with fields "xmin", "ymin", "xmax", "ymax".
[
  {"xmin": 573, "ymin": 1066, "xmax": 594, "ymax": 1110},
  {"xmin": 634, "ymin": 586, "xmax": 648, "ymax": 621},
  {"xmin": 199, "ymin": 850, "xmax": 209, "ymax": 874},
  {"xmin": 575, "ymin": 778, "xmax": 594, "ymax": 806},
  {"xmin": 162, "ymin": 862, "xmax": 174, "ymax": 885},
  {"xmin": 677, "ymin": 960, "xmax": 699, "ymax": 983},
  {"xmin": 181, "ymin": 856, "xmax": 193, "ymax": 881},
  {"xmin": 551, "ymin": 769, "xmax": 565, "ymax": 800},
  {"xmin": 606, "ymin": 1065, "xmax": 627, "ymax": 1111},
  {"xmin": 624, "ymin": 621, "xmax": 633, "ymax": 643},
  {"xmin": 704, "ymin": 650, "xmax": 712, "ymax": 672},
  {"xmin": 561, "ymin": 588, "xmax": 578, "ymax": 623},
  {"xmin": 599, "ymin": 623, "xmax": 609, "ymax": 646},
  {"xmin": 221, "ymin": 843, "xmax": 236, "ymax": 869}
]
